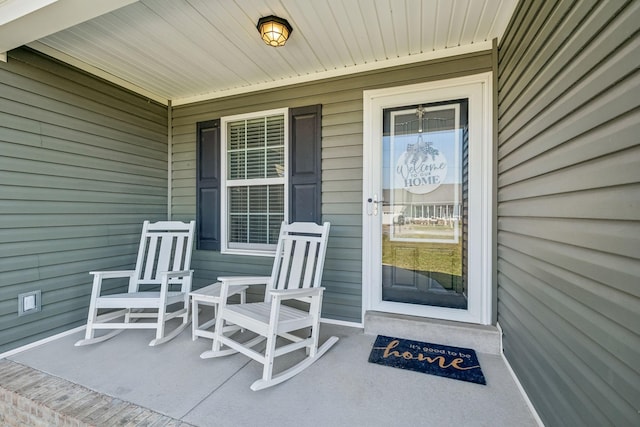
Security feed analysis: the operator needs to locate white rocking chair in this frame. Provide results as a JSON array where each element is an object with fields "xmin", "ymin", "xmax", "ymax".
[
  {"xmin": 75, "ymin": 220, "xmax": 195, "ymax": 347},
  {"xmin": 201, "ymin": 221, "xmax": 338, "ymax": 390}
]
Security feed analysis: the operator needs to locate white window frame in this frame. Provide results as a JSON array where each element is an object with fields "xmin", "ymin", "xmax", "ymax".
[{"xmin": 220, "ymin": 107, "xmax": 289, "ymax": 256}]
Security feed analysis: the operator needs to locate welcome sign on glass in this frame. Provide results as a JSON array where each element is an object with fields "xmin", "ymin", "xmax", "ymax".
[{"xmin": 387, "ymin": 104, "xmax": 462, "ymax": 244}]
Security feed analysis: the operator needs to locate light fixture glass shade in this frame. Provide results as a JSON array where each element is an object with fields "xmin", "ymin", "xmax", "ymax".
[{"xmin": 257, "ymin": 15, "xmax": 293, "ymax": 47}]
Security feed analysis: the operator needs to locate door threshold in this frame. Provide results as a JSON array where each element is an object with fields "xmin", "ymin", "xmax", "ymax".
[{"xmin": 364, "ymin": 311, "xmax": 501, "ymax": 355}]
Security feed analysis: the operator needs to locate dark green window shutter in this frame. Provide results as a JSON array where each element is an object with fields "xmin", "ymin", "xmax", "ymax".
[
  {"xmin": 289, "ymin": 105, "xmax": 322, "ymax": 224},
  {"xmin": 196, "ymin": 119, "xmax": 221, "ymax": 250}
]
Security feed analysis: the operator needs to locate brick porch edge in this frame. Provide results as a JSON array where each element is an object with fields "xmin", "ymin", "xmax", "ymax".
[{"xmin": 0, "ymin": 359, "xmax": 194, "ymax": 426}]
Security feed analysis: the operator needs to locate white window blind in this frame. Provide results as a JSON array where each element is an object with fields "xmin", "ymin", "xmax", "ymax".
[{"xmin": 225, "ymin": 113, "xmax": 285, "ymax": 250}]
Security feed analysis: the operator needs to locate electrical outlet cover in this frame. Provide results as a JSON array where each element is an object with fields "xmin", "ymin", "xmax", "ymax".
[{"xmin": 18, "ymin": 290, "xmax": 41, "ymax": 316}]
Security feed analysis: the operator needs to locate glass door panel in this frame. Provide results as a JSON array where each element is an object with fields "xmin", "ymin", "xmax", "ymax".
[{"xmin": 381, "ymin": 100, "xmax": 468, "ymax": 310}]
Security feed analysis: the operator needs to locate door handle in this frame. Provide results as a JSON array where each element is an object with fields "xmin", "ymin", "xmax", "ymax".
[{"xmin": 367, "ymin": 194, "xmax": 383, "ymax": 216}]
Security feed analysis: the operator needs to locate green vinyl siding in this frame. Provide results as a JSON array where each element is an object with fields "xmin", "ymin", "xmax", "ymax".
[
  {"xmin": 497, "ymin": 1, "xmax": 640, "ymax": 426},
  {"xmin": 171, "ymin": 52, "xmax": 493, "ymax": 323},
  {"xmin": 0, "ymin": 48, "xmax": 168, "ymax": 354}
]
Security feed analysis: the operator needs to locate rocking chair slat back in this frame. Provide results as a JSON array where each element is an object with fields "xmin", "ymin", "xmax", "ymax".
[
  {"xmin": 172, "ymin": 236, "xmax": 186, "ymax": 272},
  {"xmin": 136, "ymin": 223, "xmax": 194, "ymax": 285},
  {"xmin": 277, "ymin": 239, "xmax": 295, "ymax": 290},
  {"xmin": 286, "ymin": 240, "xmax": 307, "ymax": 289},
  {"xmin": 269, "ymin": 222, "xmax": 330, "ymax": 297},
  {"xmin": 302, "ymin": 242, "xmax": 318, "ymax": 289},
  {"xmin": 160, "ymin": 236, "xmax": 176, "ymax": 269},
  {"xmin": 141, "ymin": 236, "xmax": 158, "ymax": 282}
]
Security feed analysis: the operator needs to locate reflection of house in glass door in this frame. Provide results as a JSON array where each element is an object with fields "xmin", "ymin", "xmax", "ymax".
[{"xmin": 392, "ymin": 185, "xmax": 461, "ymax": 226}]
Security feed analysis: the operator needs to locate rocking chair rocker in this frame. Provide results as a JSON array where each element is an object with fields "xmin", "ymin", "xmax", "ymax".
[
  {"xmin": 75, "ymin": 220, "xmax": 195, "ymax": 347},
  {"xmin": 201, "ymin": 221, "xmax": 338, "ymax": 390}
]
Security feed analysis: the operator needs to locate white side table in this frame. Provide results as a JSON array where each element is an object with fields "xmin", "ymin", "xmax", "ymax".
[{"xmin": 189, "ymin": 283, "xmax": 247, "ymax": 340}]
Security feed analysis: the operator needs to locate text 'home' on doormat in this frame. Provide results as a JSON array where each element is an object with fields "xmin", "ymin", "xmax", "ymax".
[{"xmin": 368, "ymin": 335, "xmax": 486, "ymax": 385}]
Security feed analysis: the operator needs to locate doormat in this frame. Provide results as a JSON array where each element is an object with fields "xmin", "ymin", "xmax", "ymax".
[{"xmin": 368, "ymin": 335, "xmax": 486, "ymax": 385}]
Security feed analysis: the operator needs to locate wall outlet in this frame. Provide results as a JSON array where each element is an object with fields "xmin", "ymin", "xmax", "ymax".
[{"xmin": 18, "ymin": 290, "xmax": 41, "ymax": 316}]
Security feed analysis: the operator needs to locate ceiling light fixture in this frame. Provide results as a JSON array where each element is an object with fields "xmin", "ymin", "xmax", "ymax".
[{"xmin": 257, "ymin": 15, "xmax": 293, "ymax": 47}]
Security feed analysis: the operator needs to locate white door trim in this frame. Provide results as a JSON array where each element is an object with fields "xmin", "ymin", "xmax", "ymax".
[{"xmin": 362, "ymin": 73, "xmax": 493, "ymax": 325}]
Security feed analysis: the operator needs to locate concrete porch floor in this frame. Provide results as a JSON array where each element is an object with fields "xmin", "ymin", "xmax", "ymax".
[{"xmin": 2, "ymin": 322, "xmax": 539, "ymax": 426}]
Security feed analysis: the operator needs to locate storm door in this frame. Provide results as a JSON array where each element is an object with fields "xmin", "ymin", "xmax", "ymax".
[{"xmin": 363, "ymin": 75, "xmax": 493, "ymax": 324}]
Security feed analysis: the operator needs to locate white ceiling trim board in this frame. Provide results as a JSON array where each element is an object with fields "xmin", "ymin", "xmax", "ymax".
[
  {"xmin": 171, "ymin": 41, "xmax": 494, "ymax": 106},
  {"xmin": 0, "ymin": 0, "xmax": 58, "ymax": 26}
]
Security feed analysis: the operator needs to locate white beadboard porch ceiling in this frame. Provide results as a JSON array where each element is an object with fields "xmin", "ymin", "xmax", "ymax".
[{"xmin": 18, "ymin": 0, "xmax": 517, "ymax": 105}]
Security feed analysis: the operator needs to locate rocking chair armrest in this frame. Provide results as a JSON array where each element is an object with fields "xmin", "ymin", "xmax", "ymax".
[
  {"xmin": 89, "ymin": 270, "xmax": 136, "ymax": 279},
  {"xmin": 158, "ymin": 270, "xmax": 193, "ymax": 294},
  {"xmin": 216, "ymin": 276, "xmax": 269, "ymax": 301},
  {"xmin": 270, "ymin": 287, "xmax": 324, "ymax": 301},
  {"xmin": 88, "ymin": 270, "xmax": 136, "ymax": 298},
  {"xmin": 217, "ymin": 276, "xmax": 271, "ymax": 287},
  {"xmin": 159, "ymin": 269, "xmax": 193, "ymax": 279}
]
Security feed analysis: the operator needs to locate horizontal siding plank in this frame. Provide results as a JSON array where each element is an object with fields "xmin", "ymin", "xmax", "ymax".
[
  {"xmin": 323, "ymin": 122, "xmax": 362, "ymax": 137},
  {"xmin": 322, "ymin": 214, "xmax": 362, "ymax": 227},
  {"xmin": 0, "ymin": 171, "xmax": 166, "ymax": 197},
  {"xmin": 9, "ymin": 48, "xmax": 167, "ymax": 121},
  {"xmin": 322, "ymin": 110, "xmax": 363, "ymax": 127},
  {"xmin": 0, "ymin": 233, "xmax": 137, "ymax": 258},
  {"xmin": 323, "ymin": 157, "xmax": 362, "ymax": 171},
  {"xmin": 171, "ymin": 179, "xmax": 194, "ymax": 191},
  {"xmin": 0, "ymin": 99, "xmax": 165, "ymax": 150},
  {"xmin": 322, "ymin": 168, "xmax": 363, "ymax": 181},
  {"xmin": 499, "ymin": 109, "xmax": 640, "ymax": 187},
  {"xmin": 498, "ymin": 216, "xmax": 639, "ymax": 259},
  {"xmin": 0, "ymin": 84, "xmax": 165, "ymax": 142},
  {"xmin": 0, "ymin": 200, "xmax": 166, "ymax": 215},
  {"xmin": 0, "ymin": 185, "xmax": 165, "ymax": 205},
  {"xmin": 500, "ymin": 67, "xmax": 639, "ymax": 170},
  {"xmin": 323, "ymin": 203, "xmax": 361, "ymax": 215},
  {"xmin": 322, "ymin": 99, "xmax": 363, "ymax": 115},
  {"xmin": 498, "ymin": 293, "xmax": 622, "ymax": 427},
  {"xmin": 0, "ymin": 214, "xmax": 167, "ymax": 229},
  {"xmin": 323, "ymin": 134, "xmax": 362, "ymax": 148},
  {"xmin": 172, "ymin": 169, "xmax": 195, "ymax": 180},
  {"xmin": 323, "ymin": 145, "xmax": 362, "ymax": 159},
  {"xmin": 498, "ymin": 145, "xmax": 640, "ymax": 201},
  {"xmin": 498, "ymin": 237, "xmax": 639, "ymax": 324},
  {"xmin": 1, "ymin": 141, "xmax": 166, "ymax": 179},
  {"xmin": 498, "ymin": 273, "xmax": 639, "ymax": 426},
  {"xmin": 324, "ymin": 191, "xmax": 362, "ymax": 204},
  {"xmin": 0, "ymin": 224, "xmax": 138, "ymax": 243},
  {"xmin": 323, "ymin": 180, "xmax": 362, "ymax": 192},
  {"xmin": 498, "ymin": 0, "xmax": 595, "ymax": 117},
  {"xmin": 496, "ymin": 0, "xmax": 538, "ymax": 78},
  {"xmin": 499, "ymin": 1, "xmax": 632, "ymax": 143},
  {"xmin": 498, "ymin": 184, "xmax": 640, "ymax": 220}
]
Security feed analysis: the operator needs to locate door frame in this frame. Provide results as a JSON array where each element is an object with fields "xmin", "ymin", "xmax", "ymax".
[{"xmin": 362, "ymin": 73, "xmax": 493, "ymax": 325}]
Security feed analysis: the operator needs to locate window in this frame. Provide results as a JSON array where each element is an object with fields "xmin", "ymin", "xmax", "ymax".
[
  {"xmin": 222, "ymin": 109, "xmax": 288, "ymax": 254},
  {"xmin": 196, "ymin": 105, "xmax": 322, "ymax": 254}
]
